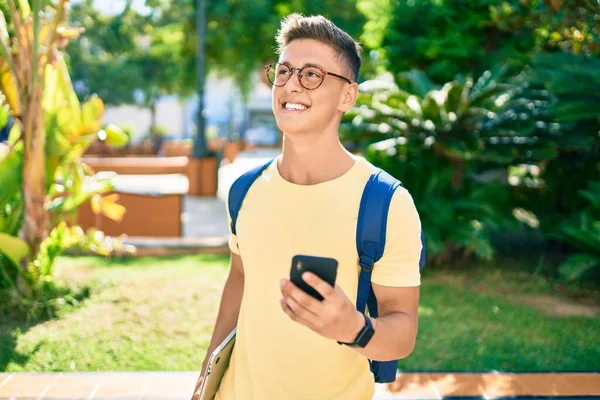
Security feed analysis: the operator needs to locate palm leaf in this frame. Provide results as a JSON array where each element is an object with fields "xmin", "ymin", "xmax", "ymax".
[
  {"xmin": 559, "ymin": 253, "xmax": 600, "ymax": 281},
  {"xmin": 0, "ymin": 11, "xmax": 21, "ymax": 115},
  {"xmin": 0, "ymin": 232, "xmax": 29, "ymax": 267}
]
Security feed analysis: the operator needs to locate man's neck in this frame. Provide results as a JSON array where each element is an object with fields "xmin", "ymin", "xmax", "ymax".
[{"xmin": 278, "ymin": 132, "xmax": 356, "ymax": 185}]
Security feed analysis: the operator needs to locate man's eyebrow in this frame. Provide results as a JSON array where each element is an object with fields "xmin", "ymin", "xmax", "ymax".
[
  {"xmin": 280, "ymin": 61, "xmax": 327, "ymax": 70},
  {"xmin": 304, "ymin": 62, "xmax": 326, "ymax": 70}
]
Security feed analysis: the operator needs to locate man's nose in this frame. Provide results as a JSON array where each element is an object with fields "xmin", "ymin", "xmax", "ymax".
[{"xmin": 285, "ymin": 70, "xmax": 304, "ymax": 93}]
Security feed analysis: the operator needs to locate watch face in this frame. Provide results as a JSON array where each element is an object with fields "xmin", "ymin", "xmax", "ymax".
[
  {"xmin": 353, "ymin": 314, "xmax": 375, "ymax": 348},
  {"xmin": 357, "ymin": 326, "xmax": 375, "ymax": 348}
]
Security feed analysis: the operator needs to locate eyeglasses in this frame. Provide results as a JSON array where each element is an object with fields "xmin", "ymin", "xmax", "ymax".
[{"xmin": 264, "ymin": 63, "xmax": 352, "ymax": 90}]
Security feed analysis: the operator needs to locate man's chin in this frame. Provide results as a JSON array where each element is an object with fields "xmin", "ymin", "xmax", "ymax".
[
  {"xmin": 279, "ymin": 125, "xmax": 312, "ymax": 137},
  {"xmin": 276, "ymin": 120, "xmax": 311, "ymax": 136}
]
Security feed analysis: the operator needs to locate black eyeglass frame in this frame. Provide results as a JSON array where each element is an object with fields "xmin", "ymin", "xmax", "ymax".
[{"xmin": 264, "ymin": 63, "xmax": 353, "ymax": 90}]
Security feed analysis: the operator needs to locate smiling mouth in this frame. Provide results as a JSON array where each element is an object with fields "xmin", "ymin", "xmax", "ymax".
[{"xmin": 282, "ymin": 102, "xmax": 310, "ymax": 111}]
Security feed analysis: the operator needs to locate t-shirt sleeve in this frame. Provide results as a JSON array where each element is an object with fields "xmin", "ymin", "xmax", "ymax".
[
  {"xmin": 225, "ymin": 196, "xmax": 240, "ymax": 255},
  {"xmin": 371, "ymin": 187, "xmax": 422, "ymax": 287}
]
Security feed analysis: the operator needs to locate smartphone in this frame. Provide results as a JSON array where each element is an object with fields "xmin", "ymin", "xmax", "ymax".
[{"xmin": 290, "ymin": 254, "xmax": 338, "ymax": 301}]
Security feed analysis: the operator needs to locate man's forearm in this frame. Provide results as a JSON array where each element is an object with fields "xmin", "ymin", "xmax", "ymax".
[
  {"xmin": 202, "ymin": 266, "xmax": 244, "ymax": 367},
  {"xmin": 351, "ymin": 311, "xmax": 417, "ymax": 361},
  {"xmin": 192, "ymin": 259, "xmax": 244, "ymax": 398}
]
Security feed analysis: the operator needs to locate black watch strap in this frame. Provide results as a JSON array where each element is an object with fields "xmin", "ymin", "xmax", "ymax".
[{"xmin": 337, "ymin": 313, "xmax": 375, "ymax": 348}]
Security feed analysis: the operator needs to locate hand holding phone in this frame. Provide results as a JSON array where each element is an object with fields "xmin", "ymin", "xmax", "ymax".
[{"xmin": 290, "ymin": 254, "xmax": 338, "ymax": 301}]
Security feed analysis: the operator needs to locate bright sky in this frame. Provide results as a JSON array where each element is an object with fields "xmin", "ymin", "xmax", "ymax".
[{"xmin": 72, "ymin": 0, "xmax": 152, "ymax": 16}]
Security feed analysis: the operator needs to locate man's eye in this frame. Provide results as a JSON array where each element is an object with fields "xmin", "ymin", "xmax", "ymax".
[
  {"xmin": 278, "ymin": 70, "xmax": 290, "ymax": 75},
  {"xmin": 307, "ymin": 71, "xmax": 321, "ymax": 78}
]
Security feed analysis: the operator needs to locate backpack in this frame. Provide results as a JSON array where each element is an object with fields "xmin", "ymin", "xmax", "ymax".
[{"xmin": 227, "ymin": 158, "xmax": 426, "ymax": 383}]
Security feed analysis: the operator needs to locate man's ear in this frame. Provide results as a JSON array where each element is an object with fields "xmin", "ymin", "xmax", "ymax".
[{"xmin": 339, "ymin": 82, "xmax": 359, "ymax": 113}]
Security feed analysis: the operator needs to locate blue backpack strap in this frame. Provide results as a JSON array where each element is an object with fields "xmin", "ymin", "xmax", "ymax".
[
  {"xmin": 356, "ymin": 168, "xmax": 426, "ymax": 383},
  {"xmin": 356, "ymin": 168, "xmax": 400, "ymax": 315},
  {"xmin": 228, "ymin": 158, "xmax": 275, "ymax": 236},
  {"xmin": 419, "ymin": 230, "xmax": 426, "ymax": 269}
]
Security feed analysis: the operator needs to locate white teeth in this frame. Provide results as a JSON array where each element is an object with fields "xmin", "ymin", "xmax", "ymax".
[{"xmin": 285, "ymin": 103, "xmax": 308, "ymax": 110}]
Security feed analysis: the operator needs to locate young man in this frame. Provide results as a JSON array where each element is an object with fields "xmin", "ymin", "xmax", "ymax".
[{"xmin": 193, "ymin": 13, "xmax": 422, "ymax": 400}]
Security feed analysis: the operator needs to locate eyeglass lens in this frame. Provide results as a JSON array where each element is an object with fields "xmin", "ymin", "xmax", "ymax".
[{"xmin": 267, "ymin": 64, "xmax": 324, "ymax": 89}]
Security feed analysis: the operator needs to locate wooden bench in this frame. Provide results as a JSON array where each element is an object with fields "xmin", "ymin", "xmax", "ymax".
[
  {"xmin": 77, "ymin": 174, "xmax": 188, "ymax": 238},
  {"xmin": 82, "ymin": 156, "xmax": 216, "ymax": 196}
]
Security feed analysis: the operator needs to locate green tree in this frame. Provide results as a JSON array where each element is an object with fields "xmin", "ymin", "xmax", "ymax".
[
  {"xmin": 65, "ymin": 0, "xmax": 367, "ymax": 120},
  {"xmin": 511, "ymin": 52, "xmax": 600, "ymax": 280},
  {"xmin": 169, "ymin": 0, "xmax": 367, "ymax": 96},
  {"xmin": 65, "ymin": 0, "xmax": 144, "ymax": 105},
  {"xmin": 342, "ymin": 67, "xmax": 552, "ymax": 262},
  {"xmin": 0, "ymin": 0, "xmax": 128, "ymax": 319},
  {"xmin": 65, "ymin": 0, "xmax": 186, "ymax": 137},
  {"xmin": 552, "ymin": 177, "xmax": 600, "ymax": 281},
  {"xmin": 359, "ymin": 0, "xmax": 599, "ymax": 84},
  {"xmin": 359, "ymin": 0, "xmax": 535, "ymax": 84},
  {"xmin": 490, "ymin": 0, "xmax": 600, "ymax": 57}
]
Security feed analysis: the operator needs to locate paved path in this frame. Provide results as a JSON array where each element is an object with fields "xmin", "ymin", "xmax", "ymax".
[
  {"xmin": 1, "ymin": 371, "xmax": 598, "ymax": 399},
  {"xmin": 119, "ymin": 149, "xmax": 282, "ymax": 255},
  {"xmin": 184, "ymin": 148, "xmax": 281, "ymax": 239},
  {"xmin": 181, "ymin": 196, "xmax": 229, "ymax": 239}
]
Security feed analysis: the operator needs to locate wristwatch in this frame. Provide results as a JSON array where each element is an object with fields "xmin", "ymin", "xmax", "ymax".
[{"xmin": 338, "ymin": 313, "xmax": 375, "ymax": 348}]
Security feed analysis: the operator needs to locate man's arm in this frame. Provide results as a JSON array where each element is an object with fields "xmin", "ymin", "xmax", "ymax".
[
  {"xmin": 351, "ymin": 284, "xmax": 419, "ymax": 361},
  {"xmin": 280, "ymin": 274, "xmax": 419, "ymax": 361},
  {"xmin": 192, "ymin": 252, "xmax": 244, "ymax": 399},
  {"xmin": 280, "ymin": 187, "xmax": 422, "ymax": 361}
]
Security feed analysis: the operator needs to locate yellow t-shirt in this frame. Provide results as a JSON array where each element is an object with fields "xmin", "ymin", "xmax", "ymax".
[{"xmin": 215, "ymin": 156, "xmax": 422, "ymax": 400}]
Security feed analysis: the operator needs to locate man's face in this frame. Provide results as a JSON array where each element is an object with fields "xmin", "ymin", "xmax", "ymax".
[{"xmin": 271, "ymin": 39, "xmax": 356, "ymax": 137}]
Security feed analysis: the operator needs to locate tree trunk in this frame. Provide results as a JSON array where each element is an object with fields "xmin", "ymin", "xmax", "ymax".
[
  {"xmin": 149, "ymin": 98, "xmax": 160, "ymax": 154},
  {"xmin": 21, "ymin": 85, "xmax": 48, "ymax": 265},
  {"xmin": 150, "ymin": 98, "xmax": 157, "ymax": 136},
  {"xmin": 21, "ymin": 0, "xmax": 48, "ymax": 265},
  {"xmin": 452, "ymin": 159, "xmax": 465, "ymax": 189}
]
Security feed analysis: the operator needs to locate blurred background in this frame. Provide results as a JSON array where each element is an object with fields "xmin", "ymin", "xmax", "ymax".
[{"xmin": 0, "ymin": 0, "xmax": 598, "ymax": 397}]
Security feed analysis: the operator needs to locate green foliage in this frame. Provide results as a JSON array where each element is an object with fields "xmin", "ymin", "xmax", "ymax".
[
  {"xmin": 360, "ymin": 0, "xmax": 598, "ymax": 85},
  {"xmin": 0, "ymin": 0, "xmax": 129, "ymax": 320},
  {"xmin": 513, "ymin": 52, "xmax": 600, "ymax": 234},
  {"xmin": 344, "ymin": 67, "xmax": 551, "ymax": 262},
  {"xmin": 0, "ymin": 136, "xmax": 23, "ymax": 212},
  {"xmin": 168, "ymin": 0, "xmax": 366, "ymax": 96},
  {"xmin": 150, "ymin": 124, "xmax": 169, "ymax": 137},
  {"xmin": 0, "ymin": 233, "xmax": 28, "ymax": 268},
  {"xmin": 366, "ymin": 145, "xmax": 511, "ymax": 263},
  {"xmin": 0, "ymin": 256, "xmax": 93, "ymax": 321},
  {"xmin": 502, "ymin": 52, "xmax": 599, "ymax": 282},
  {"xmin": 0, "ymin": 222, "xmax": 125, "ymax": 320},
  {"xmin": 65, "ymin": 0, "xmax": 190, "ymax": 119},
  {"xmin": 65, "ymin": 1, "xmax": 367, "ymax": 102},
  {"xmin": 65, "ymin": 0, "xmax": 157, "ymax": 105},
  {"xmin": 532, "ymin": 52, "xmax": 600, "ymax": 128},
  {"xmin": 113, "ymin": 123, "xmax": 136, "ymax": 141},
  {"xmin": 360, "ymin": 0, "xmax": 535, "ymax": 84},
  {"xmin": 344, "ymin": 67, "xmax": 555, "ymax": 165},
  {"xmin": 0, "ymin": 191, "xmax": 23, "ymax": 237},
  {"xmin": 490, "ymin": 0, "xmax": 600, "ymax": 57},
  {"xmin": 552, "ymin": 178, "xmax": 600, "ymax": 281}
]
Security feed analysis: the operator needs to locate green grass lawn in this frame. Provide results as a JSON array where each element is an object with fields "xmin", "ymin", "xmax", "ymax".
[{"xmin": 1, "ymin": 254, "xmax": 598, "ymax": 372}]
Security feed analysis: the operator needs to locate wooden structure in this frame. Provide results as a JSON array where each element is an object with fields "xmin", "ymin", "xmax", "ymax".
[
  {"xmin": 77, "ymin": 174, "xmax": 188, "ymax": 238},
  {"xmin": 82, "ymin": 156, "xmax": 217, "ymax": 197}
]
